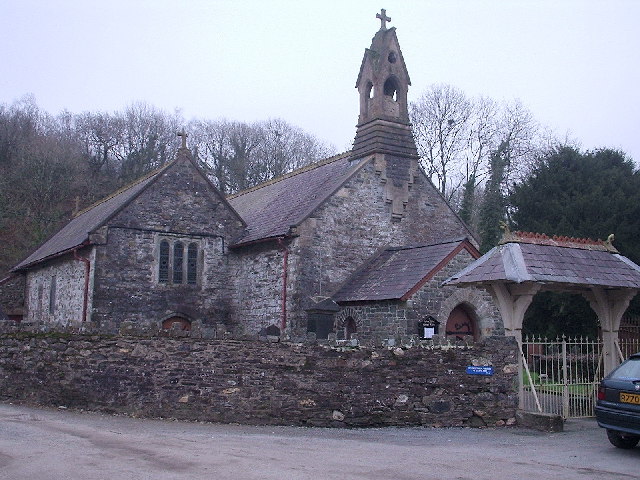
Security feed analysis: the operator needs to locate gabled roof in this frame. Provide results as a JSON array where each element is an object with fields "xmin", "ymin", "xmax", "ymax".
[
  {"xmin": 332, "ymin": 238, "xmax": 479, "ymax": 302},
  {"xmin": 355, "ymin": 27, "xmax": 411, "ymax": 88},
  {"xmin": 13, "ymin": 149, "xmax": 242, "ymax": 271},
  {"xmin": 446, "ymin": 232, "xmax": 640, "ymax": 290},
  {"xmin": 227, "ymin": 152, "xmax": 368, "ymax": 246},
  {"xmin": 13, "ymin": 168, "xmax": 166, "ymax": 271}
]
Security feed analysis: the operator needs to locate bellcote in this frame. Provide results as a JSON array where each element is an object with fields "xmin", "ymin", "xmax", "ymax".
[
  {"xmin": 352, "ymin": 10, "xmax": 418, "ymax": 160},
  {"xmin": 355, "ymin": 24, "xmax": 411, "ymax": 125}
]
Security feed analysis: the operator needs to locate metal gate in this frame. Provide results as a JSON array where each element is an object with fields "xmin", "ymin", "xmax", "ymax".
[
  {"xmin": 520, "ymin": 336, "xmax": 603, "ymax": 418},
  {"xmin": 619, "ymin": 319, "xmax": 640, "ymax": 359},
  {"xmin": 520, "ymin": 318, "xmax": 640, "ymax": 419}
]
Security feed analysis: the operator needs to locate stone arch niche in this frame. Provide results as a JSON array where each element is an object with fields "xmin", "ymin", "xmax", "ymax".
[
  {"xmin": 334, "ymin": 307, "xmax": 362, "ymax": 340},
  {"xmin": 445, "ymin": 304, "xmax": 478, "ymax": 341},
  {"xmin": 437, "ymin": 288, "xmax": 500, "ymax": 340},
  {"xmin": 359, "ymin": 80, "xmax": 375, "ymax": 120},
  {"xmin": 381, "ymin": 75, "xmax": 402, "ymax": 116},
  {"xmin": 160, "ymin": 314, "xmax": 192, "ymax": 331}
]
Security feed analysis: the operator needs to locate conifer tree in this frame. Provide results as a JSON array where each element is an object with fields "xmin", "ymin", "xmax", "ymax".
[{"xmin": 478, "ymin": 141, "xmax": 510, "ymax": 253}]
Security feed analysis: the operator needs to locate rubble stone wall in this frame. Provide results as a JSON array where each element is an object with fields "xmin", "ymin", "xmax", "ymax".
[
  {"xmin": 0, "ymin": 333, "xmax": 518, "ymax": 428},
  {"xmin": 90, "ymin": 157, "xmax": 244, "ymax": 333},
  {"xmin": 23, "ymin": 250, "xmax": 95, "ymax": 328}
]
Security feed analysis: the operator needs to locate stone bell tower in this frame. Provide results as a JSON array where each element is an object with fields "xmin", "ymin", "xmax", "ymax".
[
  {"xmin": 352, "ymin": 9, "xmax": 419, "ymax": 160},
  {"xmin": 352, "ymin": 9, "xmax": 419, "ymax": 219}
]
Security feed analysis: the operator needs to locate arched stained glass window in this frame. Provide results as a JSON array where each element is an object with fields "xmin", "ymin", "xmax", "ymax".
[
  {"xmin": 187, "ymin": 243, "xmax": 198, "ymax": 285},
  {"xmin": 173, "ymin": 242, "xmax": 184, "ymax": 284},
  {"xmin": 159, "ymin": 240, "xmax": 170, "ymax": 283}
]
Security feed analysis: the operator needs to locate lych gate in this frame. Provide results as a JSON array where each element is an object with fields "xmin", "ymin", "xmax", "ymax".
[{"xmin": 445, "ymin": 231, "xmax": 640, "ymax": 416}]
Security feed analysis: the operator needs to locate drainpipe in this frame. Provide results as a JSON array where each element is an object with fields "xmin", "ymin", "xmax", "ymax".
[
  {"xmin": 73, "ymin": 247, "xmax": 91, "ymax": 323},
  {"xmin": 277, "ymin": 237, "xmax": 289, "ymax": 333}
]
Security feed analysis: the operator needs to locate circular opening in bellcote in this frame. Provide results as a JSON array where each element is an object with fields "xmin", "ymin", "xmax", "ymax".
[{"xmin": 388, "ymin": 51, "xmax": 397, "ymax": 63}]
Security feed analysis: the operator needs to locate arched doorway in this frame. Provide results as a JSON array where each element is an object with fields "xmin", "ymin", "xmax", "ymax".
[
  {"xmin": 445, "ymin": 305, "xmax": 476, "ymax": 340},
  {"xmin": 344, "ymin": 316, "xmax": 357, "ymax": 340}
]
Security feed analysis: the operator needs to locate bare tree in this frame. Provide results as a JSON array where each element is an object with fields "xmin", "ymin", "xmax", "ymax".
[
  {"xmin": 189, "ymin": 119, "xmax": 234, "ymax": 193},
  {"xmin": 75, "ymin": 111, "xmax": 123, "ymax": 176},
  {"xmin": 256, "ymin": 118, "xmax": 334, "ymax": 181},
  {"xmin": 410, "ymin": 84, "xmax": 472, "ymax": 199},
  {"xmin": 0, "ymin": 95, "xmax": 40, "ymax": 167},
  {"xmin": 191, "ymin": 118, "xmax": 335, "ymax": 194},
  {"xmin": 500, "ymin": 100, "xmax": 542, "ymax": 185},
  {"xmin": 115, "ymin": 103, "xmax": 182, "ymax": 183},
  {"xmin": 410, "ymin": 84, "xmax": 548, "ymax": 232}
]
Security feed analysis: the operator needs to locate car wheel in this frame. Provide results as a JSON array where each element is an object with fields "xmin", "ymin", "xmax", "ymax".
[{"xmin": 606, "ymin": 429, "xmax": 640, "ymax": 449}]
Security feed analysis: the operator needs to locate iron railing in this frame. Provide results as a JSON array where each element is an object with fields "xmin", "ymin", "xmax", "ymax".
[{"xmin": 521, "ymin": 335, "xmax": 602, "ymax": 418}]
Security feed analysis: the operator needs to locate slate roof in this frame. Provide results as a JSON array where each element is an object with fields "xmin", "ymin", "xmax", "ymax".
[
  {"xmin": 13, "ymin": 163, "xmax": 171, "ymax": 270},
  {"xmin": 332, "ymin": 238, "xmax": 478, "ymax": 302},
  {"xmin": 446, "ymin": 232, "xmax": 640, "ymax": 290},
  {"xmin": 227, "ymin": 152, "xmax": 367, "ymax": 246},
  {"xmin": 12, "ymin": 150, "xmax": 364, "ymax": 270}
]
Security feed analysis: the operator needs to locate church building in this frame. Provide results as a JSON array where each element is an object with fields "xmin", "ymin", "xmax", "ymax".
[{"xmin": 8, "ymin": 11, "xmax": 502, "ymax": 345}]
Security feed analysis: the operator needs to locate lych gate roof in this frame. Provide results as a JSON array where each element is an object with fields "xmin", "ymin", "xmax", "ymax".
[
  {"xmin": 333, "ymin": 238, "xmax": 478, "ymax": 302},
  {"xmin": 228, "ymin": 153, "xmax": 367, "ymax": 246},
  {"xmin": 446, "ymin": 232, "xmax": 640, "ymax": 290}
]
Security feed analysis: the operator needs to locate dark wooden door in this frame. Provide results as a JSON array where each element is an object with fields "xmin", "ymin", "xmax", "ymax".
[{"xmin": 445, "ymin": 305, "xmax": 475, "ymax": 340}]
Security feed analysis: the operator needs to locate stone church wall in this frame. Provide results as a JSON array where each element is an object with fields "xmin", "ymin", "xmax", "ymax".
[
  {"xmin": 0, "ymin": 274, "xmax": 25, "ymax": 320},
  {"xmin": 287, "ymin": 159, "xmax": 475, "ymax": 338},
  {"xmin": 229, "ymin": 241, "xmax": 287, "ymax": 335},
  {"xmin": 0, "ymin": 333, "xmax": 519, "ymax": 428},
  {"xmin": 293, "ymin": 161, "xmax": 399, "ymax": 310},
  {"xmin": 91, "ymin": 229, "xmax": 233, "ymax": 332},
  {"xmin": 89, "ymin": 157, "xmax": 244, "ymax": 333},
  {"xmin": 409, "ymin": 250, "xmax": 503, "ymax": 338},
  {"xmin": 24, "ymin": 249, "xmax": 95, "ymax": 328}
]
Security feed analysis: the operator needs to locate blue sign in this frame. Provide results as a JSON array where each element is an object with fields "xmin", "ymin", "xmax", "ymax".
[{"xmin": 466, "ymin": 366, "xmax": 494, "ymax": 376}]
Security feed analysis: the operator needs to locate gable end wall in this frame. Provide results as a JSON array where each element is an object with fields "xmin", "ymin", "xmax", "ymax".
[
  {"xmin": 90, "ymin": 158, "xmax": 244, "ymax": 333},
  {"xmin": 286, "ymin": 157, "xmax": 471, "ymax": 336}
]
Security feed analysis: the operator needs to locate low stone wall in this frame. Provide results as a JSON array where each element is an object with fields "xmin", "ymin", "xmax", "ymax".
[{"xmin": 0, "ymin": 333, "xmax": 519, "ymax": 427}]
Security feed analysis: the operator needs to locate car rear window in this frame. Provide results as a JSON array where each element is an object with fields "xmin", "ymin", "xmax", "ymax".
[{"xmin": 610, "ymin": 357, "xmax": 640, "ymax": 380}]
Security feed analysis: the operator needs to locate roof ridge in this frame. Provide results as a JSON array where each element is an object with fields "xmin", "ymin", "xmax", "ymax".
[
  {"xmin": 500, "ymin": 230, "xmax": 618, "ymax": 252},
  {"xmin": 387, "ymin": 238, "xmax": 469, "ymax": 251},
  {"xmin": 73, "ymin": 161, "xmax": 174, "ymax": 218},
  {"xmin": 227, "ymin": 151, "xmax": 351, "ymax": 200}
]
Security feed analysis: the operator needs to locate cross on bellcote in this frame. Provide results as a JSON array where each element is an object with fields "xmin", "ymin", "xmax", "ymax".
[
  {"xmin": 376, "ymin": 8, "xmax": 391, "ymax": 30},
  {"xmin": 177, "ymin": 129, "xmax": 188, "ymax": 149}
]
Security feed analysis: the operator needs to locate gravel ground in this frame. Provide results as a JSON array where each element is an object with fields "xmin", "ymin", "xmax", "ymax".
[{"xmin": 1, "ymin": 402, "xmax": 638, "ymax": 480}]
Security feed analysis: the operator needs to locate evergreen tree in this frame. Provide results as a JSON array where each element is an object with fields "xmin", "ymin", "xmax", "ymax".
[
  {"xmin": 510, "ymin": 146, "xmax": 640, "ymax": 337},
  {"xmin": 458, "ymin": 174, "xmax": 476, "ymax": 226},
  {"xmin": 511, "ymin": 146, "xmax": 640, "ymax": 262},
  {"xmin": 478, "ymin": 141, "xmax": 510, "ymax": 253}
]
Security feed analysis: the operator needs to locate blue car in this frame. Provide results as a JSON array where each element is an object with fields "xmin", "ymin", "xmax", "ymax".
[{"xmin": 596, "ymin": 352, "xmax": 640, "ymax": 449}]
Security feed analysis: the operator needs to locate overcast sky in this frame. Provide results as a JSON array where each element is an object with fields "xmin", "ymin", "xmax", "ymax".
[{"xmin": 1, "ymin": 0, "xmax": 638, "ymax": 161}]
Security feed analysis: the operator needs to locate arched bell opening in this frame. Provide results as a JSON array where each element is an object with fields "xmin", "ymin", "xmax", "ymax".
[{"xmin": 383, "ymin": 76, "xmax": 399, "ymax": 101}]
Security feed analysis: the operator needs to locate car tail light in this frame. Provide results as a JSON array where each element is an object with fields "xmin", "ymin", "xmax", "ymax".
[{"xmin": 597, "ymin": 386, "xmax": 606, "ymax": 401}]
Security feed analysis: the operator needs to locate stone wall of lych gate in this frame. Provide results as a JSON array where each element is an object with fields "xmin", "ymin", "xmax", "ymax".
[{"xmin": 0, "ymin": 333, "xmax": 518, "ymax": 428}]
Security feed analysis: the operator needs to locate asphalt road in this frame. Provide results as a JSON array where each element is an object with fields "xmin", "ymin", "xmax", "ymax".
[{"xmin": 1, "ymin": 403, "xmax": 638, "ymax": 480}]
